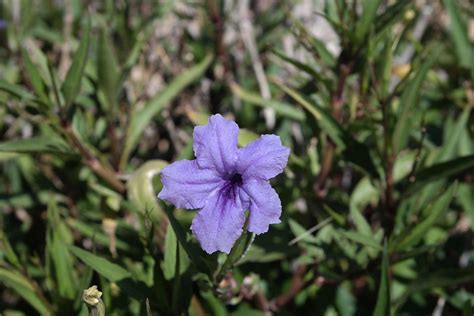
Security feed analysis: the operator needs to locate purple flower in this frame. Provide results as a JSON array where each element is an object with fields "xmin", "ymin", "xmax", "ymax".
[{"xmin": 158, "ymin": 114, "xmax": 290, "ymax": 254}]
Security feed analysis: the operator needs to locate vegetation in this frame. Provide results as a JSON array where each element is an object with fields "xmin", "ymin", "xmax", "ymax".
[{"xmin": 0, "ymin": 0, "xmax": 473, "ymax": 315}]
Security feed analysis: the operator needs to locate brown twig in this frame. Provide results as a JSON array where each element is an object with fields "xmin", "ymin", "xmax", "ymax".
[
  {"xmin": 254, "ymin": 290, "xmax": 271, "ymax": 314},
  {"xmin": 315, "ymin": 63, "xmax": 351, "ymax": 197},
  {"xmin": 207, "ymin": 0, "xmax": 228, "ymax": 73},
  {"xmin": 106, "ymin": 121, "xmax": 122, "ymax": 170},
  {"xmin": 62, "ymin": 123, "xmax": 126, "ymax": 193},
  {"xmin": 269, "ymin": 264, "xmax": 307, "ymax": 311}
]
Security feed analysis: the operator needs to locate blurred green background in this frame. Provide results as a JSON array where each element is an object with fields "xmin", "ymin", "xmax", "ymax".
[{"xmin": 0, "ymin": 0, "xmax": 473, "ymax": 315}]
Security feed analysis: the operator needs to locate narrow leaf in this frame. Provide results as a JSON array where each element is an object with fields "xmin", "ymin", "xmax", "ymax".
[
  {"xmin": 97, "ymin": 28, "xmax": 120, "ymax": 110},
  {"xmin": 230, "ymin": 82, "xmax": 306, "ymax": 121},
  {"xmin": 47, "ymin": 200, "xmax": 76, "ymax": 299},
  {"xmin": 438, "ymin": 106, "xmax": 472, "ymax": 162},
  {"xmin": 394, "ymin": 267, "xmax": 474, "ymax": 310},
  {"xmin": 392, "ymin": 47, "xmax": 441, "ymax": 153},
  {"xmin": 0, "ymin": 80, "xmax": 36, "ymax": 101},
  {"xmin": 294, "ymin": 20, "xmax": 337, "ymax": 67},
  {"xmin": 374, "ymin": 0, "xmax": 411, "ymax": 38},
  {"xmin": 355, "ymin": 0, "xmax": 383, "ymax": 44},
  {"xmin": 405, "ymin": 155, "xmax": 474, "ymax": 194},
  {"xmin": 443, "ymin": 0, "xmax": 472, "ymax": 68},
  {"xmin": 163, "ymin": 223, "xmax": 190, "ymax": 280},
  {"xmin": 271, "ymin": 49, "xmax": 330, "ymax": 88},
  {"xmin": 0, "ymin": 268, "xmax": 52, "ymax": 315},
  {"xmin": 62, "ymin": 18, "xmax": 91, "ymax": 107},
  {"xmin": 274, "ymin": 80, "xmax": 378, "ymax": 177},
  {"xmin": 21, "ymin": 48, "xmax": 50, "ymax": 105},
  {"xmin": 342, "ymin": 231, "xmax": 383, "ymax": 250},
  {"xmin": 70, "ymin": 246, "xmax": 131, "ymax": 282},
  {"xmin": 163, "ymin": 208, "xmax": 211, "ymax": 276},
  {"xmin": 373, "ymin": 241, "xmax": 390, "ymax": 316},
  {"xmin": 0, "ymin": 137, "xmax": 73, "ymax": 155},
  {"xmin": 394, "ymin": 183, "xmax": 457, "ymax": 251}
]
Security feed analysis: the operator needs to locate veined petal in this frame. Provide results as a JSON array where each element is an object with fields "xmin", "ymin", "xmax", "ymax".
[
  {"xmin": 193, "ymin": 114, "xmax": 239, "ymax": 176},
  {"xmin": 236, "ymin": 135, "xmax": 290, "ymax": 180},
  {"xmin": 191, "ymin": 188, "xmax": 246, "ymax": 254},
  {"xmin": 242, "ymin": 178, "xmax": 282, "ymax": 235},
  {"xmin": 158, "ymin": 160, "xmax": 223, "ymax": 209}
]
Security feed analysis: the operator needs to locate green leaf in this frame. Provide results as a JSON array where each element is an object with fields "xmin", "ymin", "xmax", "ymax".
[
  {"xmin": 443, "ymin": 0, "xmax": 472, "ymax": 68},
  {"xmin": 349, "ymin": 204, "xmax": 372, "ymax": 236},
  {"xmin": 46, "ymin": 200, "xmax": 76, "ymax": 300},
  {"xmin": 127, "ymin": 160, "xmax": 168, "ymax": 221},
  {"xmin": 393, "ymin": 183, "xmax": 457, "ymax": 251},
  {"xmin": 121, "ymin": 53, "xmax": 213, "ymax": 168},
  {"xmin": 405, "ymin": 155, "xmax": 474, "ymax": 194},
  {"xmin": 354, "ymin": 0, "xmax": 383, "ymax": 44},
  {"xmin": 0, "ymin": 137, "xmax": 73, "ymax": 155},
  {"xmin": 392, "ymin": 47, "xmax": 441, "ymax": 153},
  {"xmin": 0, "ymin": 268, "xmax": 52, "ymax": 315},
  {"xmin": 163, "ymin": 208, "xmax": 211, "ymax": 276},
  {"xmin": 373, "ymin": 241, "xmax": 390, "ymax": 316},
  {"xmin": 62, "ymin": 18, "xmax": 91, "ymax": 107},
  {"xmin": 162, "ymin": 223, "xmax": 190, "ymax": 280},
  {"xmin": 66, "ymin": 219, "xmax": 131, "ymax": 253},
  {"xmin": 273, "ymin": 80, "xmax": 378, "ymax": 177},
  {"xmin": 293, "ymin": 20, "xmax": 336, "ymax": 67},
  {"xmin": 271, "ymin": 49, "xmax": 330, "ymax": 88},
  {"xmin": 394, "ymin": 267, "xmax": 474, "ymax": 310},
  {"xmin": 70, "ymin": 246, "xmax": 131, "ymax": 282},
  {"xmin": 200, "ymin": 290, "xmax": 227, "ymax": 316},
  {"xmin": 230, "ymin": 82, "xmax": 306, "ymax": 121},
  {"xmin": 341, "ymin": 231, "xmax": 382, "ymax": 250},
  {"xmin": 438, "ymin": 106, "xmax": 472, "ymax": 162},
  {"xmin": 0, "ymin": 229, "xmax": 21, "ymax": 269},
  {"xmin": 21, "ymin": 48, "xmax": 50, "ymax": 105},
  {"xmin": 97, "ymin": 28, "xmax": 120, "ymax": 110},
  {"xmin": 0, "ymin": 79, "xmax": 36, "ymax": 102},
  {"xmin": 374, "ymin": 0, "xmax": 411, "ymax": 39},
  {"xmin": 272, "ymin": 80, "xmax": 344, "ymax": 146}
]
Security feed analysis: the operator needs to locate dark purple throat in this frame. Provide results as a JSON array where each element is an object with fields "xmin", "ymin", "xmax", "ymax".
[
  {"xmin": 220, "ymin": 172, "xmax": 243, "ymax": 200},
  {"xmin": 229, "ymin": 173, "xmax": 243, "ymax": 186}
]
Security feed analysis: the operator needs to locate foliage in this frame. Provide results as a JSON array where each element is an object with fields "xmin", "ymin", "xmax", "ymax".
[{"xmin": 0, "ymin": 0, "xmax": 473, "ymax": 315}]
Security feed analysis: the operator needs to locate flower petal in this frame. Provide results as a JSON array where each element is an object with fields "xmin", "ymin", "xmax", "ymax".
[
  {"xmin": 158, "ymin": 160, "xmax": 224, "ymax": 209},
  {"xmin": 242, "ymin": 179, "xmax": 282, "ymax": 234},
  {"xmin": 236, "ymin": 135, "xmax": 290, "ymax": 180},
  {"xmin": 191, "ymin": 188, "xmax": 246, "ymax": 254},
  {"xmin": 193, "ymin": 114, "xmax": 239, "ymax": 176}
]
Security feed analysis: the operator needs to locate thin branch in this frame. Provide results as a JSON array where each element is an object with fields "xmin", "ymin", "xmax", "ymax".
[
  {"xmin": 315, "ymin": 63, "xmax": 351, "ymax": 197},
  {"xmin": 269, "ymin": 264, "xmax": 307, "ymax": 311},
  {"xmin": 62, "ymin": 123, "xmax": 126, "ymax": 193}
]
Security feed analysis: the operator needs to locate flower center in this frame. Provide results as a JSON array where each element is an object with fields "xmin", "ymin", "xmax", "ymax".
[{"xmin": 229, "ymin": 173, "xmax": 243, "ymax": 186}]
